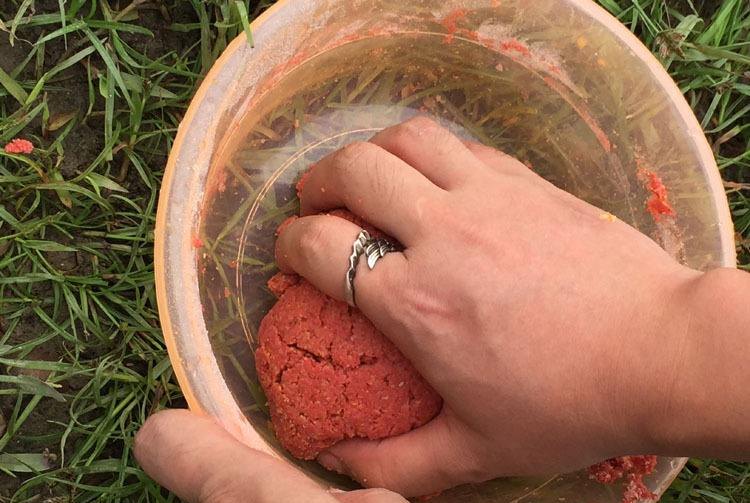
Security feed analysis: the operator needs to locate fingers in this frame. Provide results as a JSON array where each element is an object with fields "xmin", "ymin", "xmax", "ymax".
[
  {"xmin": 296, "ymin": 118, "xmax": 536, "ymax": 245},
  {"xmin": 276, "ymin": 213, "xmax": 407, "ymax": 319},
  {"xmin": 299, "ymin": 141, "xmax": 444, "ymax": 245},
  {"xmin": 134, "ymin": 409, "xmax": 335, "ymax": 503},
  {"xmin": 462, "ymin": 140, "xmax": 534, "ymax": 177},
  {"xmin": 368, "ymin": 116, "xmax": 489, "ymax": 189},
  {"xmin": 333, "ymin": 489, "xmax": 409, "ymax": 503},
  {"xmin": 318, "ymin": 412, "xmax": 487, "ymax": 497}
]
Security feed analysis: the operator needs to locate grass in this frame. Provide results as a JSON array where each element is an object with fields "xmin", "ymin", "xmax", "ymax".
[{"xmin": 0, "ymin": 0, "xmax": 748, "ymax": 502}]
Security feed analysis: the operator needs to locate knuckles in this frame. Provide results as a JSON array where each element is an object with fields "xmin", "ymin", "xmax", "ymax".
[
  {"xmin": 387, "ymin": 116, "xmax": 452, "ymax": 152},
  {"xmin": 293, "ymin": 217, "xmax": 334, "ymax": 269},
  {"xmin": 393, "ymin": 115, "xmax": 442, "ymax": 141},
  {"xmin": 329, "ymin": 141, "xmax": 382, "ymax": 179}
]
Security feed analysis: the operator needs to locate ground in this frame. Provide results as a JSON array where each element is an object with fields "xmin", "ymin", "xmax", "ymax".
[{"xmin": 0, "ymin": 0, "xmax": 748, "ymax": 502}]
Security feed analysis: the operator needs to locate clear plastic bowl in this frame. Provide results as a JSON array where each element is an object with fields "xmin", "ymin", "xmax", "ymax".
[{"xmin": 155, "ymin": 0, "xmax": 736, "ymax": 501}]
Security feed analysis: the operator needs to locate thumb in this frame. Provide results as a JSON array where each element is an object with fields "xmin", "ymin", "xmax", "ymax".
[
  {"xmin": 134, "ymin": 409, "xmax": 335, "ymax": 503},
  {"xmin": 318, "ymin": 411, "xmax": 487, "ymax": 497}
]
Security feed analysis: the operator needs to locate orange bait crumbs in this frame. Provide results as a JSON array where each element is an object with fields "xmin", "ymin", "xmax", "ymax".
[
  {"xmin": 4, "ymin": 138, "xmax": 34, "ymax": 154},
  {"xmin": 589, "ymin": 456, "xmax": 658, "ymax": 503}
]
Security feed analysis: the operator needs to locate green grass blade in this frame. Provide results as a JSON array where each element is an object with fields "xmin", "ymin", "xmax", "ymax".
[
  {"xmin": 234, "ymin": 1, "xmax": 255, "ymax": 47},
  {"xmin": 82, "ymin": 26, "xmax": 133, "ymax": 108},
  {"xmin": 0, "ymin": 65, "xmax": 28, "ymax": 104}
]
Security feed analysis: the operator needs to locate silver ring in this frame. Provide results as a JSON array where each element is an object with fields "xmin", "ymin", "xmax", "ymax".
[
  {"xmin": 344, "ymin": 231, "xmax": 398, "ymax": 307},
  {"xmin": 345, "ymin": 230, "xmax": 370, "ymax": 307},
  {"xmin": 365, "ymin": 238, "xmax": 398, "ymax": 270}
]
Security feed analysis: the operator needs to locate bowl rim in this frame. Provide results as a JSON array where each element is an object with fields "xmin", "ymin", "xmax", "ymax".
[
  {"xmin": 154, "ymin": 0, "xmax": 287, "ymax": 417},
  {"xmin": 154, "ymin": 0, "xmax": 736, "ymax": 495}
]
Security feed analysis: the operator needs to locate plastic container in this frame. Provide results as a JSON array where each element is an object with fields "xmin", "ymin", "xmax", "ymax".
[{"xmin": 154, "ymin": 0, "xmax": 736, "ymax": 501}]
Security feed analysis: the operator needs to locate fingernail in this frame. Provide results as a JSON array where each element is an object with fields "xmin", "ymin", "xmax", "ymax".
[{"xmin": 318, "ymin": 451, "xmax": 346, "ymax": 474}]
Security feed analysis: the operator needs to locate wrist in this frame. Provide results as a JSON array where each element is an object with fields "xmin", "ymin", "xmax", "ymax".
[
  {"xmin": 642, "ymin": 267, "xmax": 750, "ymax": 458},
  {"xmin": 589, "ymin": 262, "xmax": 700, "ymax": 458},
  {"xmin": 610, "ymin": 264, "xmax": 699, "ymax": 456}
]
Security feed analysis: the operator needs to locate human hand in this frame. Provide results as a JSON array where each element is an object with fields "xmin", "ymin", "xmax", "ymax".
[
  {"xmin": 275, "ymin": 116, "xmax": 701, "ymax": 496},
  {"xmin": 134, "ymin": 409, "xmax": 407, "ymax": 503}
]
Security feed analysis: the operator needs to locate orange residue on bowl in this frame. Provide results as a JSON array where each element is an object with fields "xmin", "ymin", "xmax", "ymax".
[
  {"xmin": 285, "ymin": 51, "xmax": 309, "ymax": 70},
  {"xmin": 259, "ymin": 30, "xmax": 382, "ymax": 96},
  {"xmin": 499, "ymin": 39, "xmax": 532, "ymax": 57},
  {"xmin": 440, "ymin": 8, "xmax": 468, "ymax": 44},
  {"xmin": 460, "ymin": 29, "xmax": 480, "ymax": 42},
  {"xmin": 337, "ymin": 33, "xmax": 364, "ymax": 46},
  {"xmin": 192, "ymin": 235, "xmax": 204, "ymax": 248},
  {"xmin": 213, "ymin": 167, "xmax": 229, "ymax": 194},
  {"xmin": 637, "ymin": 163, "xmax": 676, "ymax": 222}
]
